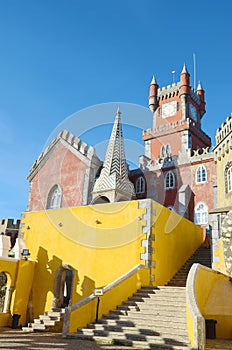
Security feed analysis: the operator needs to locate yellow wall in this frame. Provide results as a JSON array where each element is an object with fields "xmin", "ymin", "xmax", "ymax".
[
  {"xmin": 195, "ymin": 265, "xmax": 232, "ymax": 338},
  {"xmin": 21, "ymin": 199, "xmax": 204, "ymax": 331},
  {"xmin": 151, "ymin": 202, "xmax": 203, "ymax": 285},
  {"xmin": 69, "ymin": 266, "xmax": 150, "ymax": 332},
  {"xmin": 21, "ymin": 201, "xmax": 147, "ymax": 318},
  {"xmin": 0, "ymin": 258, "xmax": 35, "ymax": 327}
]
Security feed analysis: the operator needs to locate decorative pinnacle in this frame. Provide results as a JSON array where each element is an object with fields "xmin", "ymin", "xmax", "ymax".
[
  {"xmin": 116, "ymin": 106, "xmax": 121, "ymax": 117},
  {"xmin": 150, "ymin": 75, "xmax": 157, "ymax": 85},
  {"xmin": 197, "ymin": 81, "xmax": 203, "ymax": 91},
  {"xmin": 181, "ymin": 63, "xmax": 189, "ymax": 74}
]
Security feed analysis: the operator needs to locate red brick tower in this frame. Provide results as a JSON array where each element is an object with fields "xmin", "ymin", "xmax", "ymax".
[
  {"xmin": 130, "ymin": 64, "xmax": 216, "ymax": 229},
  {"xmin": 144, "ymin": 64, "xmax": 210, "ymax": 161}
]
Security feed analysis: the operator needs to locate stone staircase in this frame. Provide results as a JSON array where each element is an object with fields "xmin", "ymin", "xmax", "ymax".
[
  {"xmin": 167, "ymin": 246, "xmax": 211, "ymax": 287},
  {"xmin": 75, "ymin": 245, "xmax": 212, "ymax": 349},
  {"xmin": 22, "ymin": 307, "xmax": 65, "ymax": 332},
  {"xmin": 77, "ymin": 286, "xmax": 190, "ymax": 349}
]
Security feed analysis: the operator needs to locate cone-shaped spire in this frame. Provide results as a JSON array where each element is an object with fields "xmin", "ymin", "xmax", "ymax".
[
  {"xmin": 197, "ymin": 81, "xmax": 203, "ymax": 91},
  {"xmin": 92, "ymin": 108, "xmax": 135, "ymax": 204},
  {"xmin": 181, "ymin": 63, "xmax": 189, "ymax": 74},
  {"xmin": 150, "ymin": 75, "xmax": 157, "ymax": 85}
]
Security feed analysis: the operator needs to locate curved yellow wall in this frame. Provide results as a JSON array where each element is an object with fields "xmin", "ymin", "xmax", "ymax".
[{"xmin": 190, "ymin": 264, "xmax": 232, "ymax": 340}]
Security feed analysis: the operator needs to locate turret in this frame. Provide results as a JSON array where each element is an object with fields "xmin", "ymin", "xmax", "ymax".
[
  {"xmin": 197, "ymin": 81, "xmax": 206, "ymax": 118},
  {"xmin": 179, "ymin": 64, "xmax": 191, "ymax": 121},
  {"xmin": 148, "ymin": 76, "xmax": 159, "ymax": 113},
  {"xmin": 179, "ymin": 64, "xmax": 191, "ymax": 96}
]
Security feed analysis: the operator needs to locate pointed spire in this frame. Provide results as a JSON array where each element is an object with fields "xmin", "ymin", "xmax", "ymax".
[
  {"xmin": 92, "ymin": 109, "xmax": 135, "ymax": 204},
  {"xmin": 197, "ymin": 81, "xmax": 203, "ymax": 91},
  {"xmin": 150, "ymin": 75, "xmax": 157, "ymax": 85},
  {"xmin": 181, "ymin": 63, "xmax": 189, "ymax": 74}
]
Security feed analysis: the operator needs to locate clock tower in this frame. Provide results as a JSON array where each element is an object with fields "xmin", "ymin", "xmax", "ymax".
[{"xmin": 144, "ymin": 64, "xmax": 209, "ymax": 161}]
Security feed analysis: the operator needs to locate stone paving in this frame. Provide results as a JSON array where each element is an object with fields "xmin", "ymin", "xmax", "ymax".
[{"xmin": 0, "ymin": 328, "xmax": 232, "ymax": 350}]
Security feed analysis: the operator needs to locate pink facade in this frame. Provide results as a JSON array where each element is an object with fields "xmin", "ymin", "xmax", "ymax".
[{"xmin": 27, "ymin": 131, "xmax": 101, "ymax": 212}]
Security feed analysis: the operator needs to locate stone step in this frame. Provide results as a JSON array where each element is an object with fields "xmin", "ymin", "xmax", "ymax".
[
  {"xmin": 117, "ymin": 304, "xmax": 186, "ymax": 312},
  {"xmin": 78, "ymin": 328, "xmax": 189, "ymax": 342},
  {"xmin": 34, "ymin": 318, "xmax": 56, "ymax": 326},
  {"xmin": 103, "ymin": 313, "xmax": 187, "ymax": 324},
  {"xmin": 75, "ymin": 333, "xmax": 191, "ymax": 349},
  {"xmin": 110, "ymin": 308, "xmax": 186, "ymax": 317},
  {"xmin": 21, "ymin": 326, "xmax": 34, "ymax": 332},
  {"xmin": 123, "ymin": 300, "xmax": 186, "ymax": 307},
  {"xmin": 96, "ymin": 318, "xmax": 187, "ymax": 330},
  {"xmin": 39, "ymin": 314, "xmax": 61, "ymax": 321},
  {"xmin": 85, "ymin": 324, "xmax": 189, "ymax": 337}
]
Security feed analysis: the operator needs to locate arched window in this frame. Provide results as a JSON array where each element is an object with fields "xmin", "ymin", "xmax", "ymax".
[
  {"xmin": 225, "ymin": 162, "xmax": 232, "ymax": 194},
  {"xmin": 46, "ymin": 185, "xmax": 62, "ymax": 209},
  {"xmin": 196, "ymin": 165, "xmax": 207, "ymax": 183},
  {"xmin": 160, "ymin": 145, "xmax": 165, "ymax": 158},
  {"xmin": 164, "ymin": 171, "xmax": 175, "ymax": 189},
  {"xmin": 136, "ymin": 176, "xmax": 145, "ymax": 194},
  {"xmin": 166, "ymin": 144, "xmax": 171, "ymax": 156},
  {"xmin": 194, "ymin": 202, "xmax": 208, "ymax": 225}
]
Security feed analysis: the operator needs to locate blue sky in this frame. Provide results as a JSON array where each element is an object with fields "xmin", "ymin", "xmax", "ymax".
[{"xmin": 0, "ymin": 0, "xmax": 231, "ymax": 219}]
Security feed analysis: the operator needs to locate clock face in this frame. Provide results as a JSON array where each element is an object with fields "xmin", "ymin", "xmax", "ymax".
[
  {"xmin": 189, "ymin": 103, "xmax": 198, "ymax": 121},
  {"xmin": 162, "ymin": 101, "xmax": 177, "ymax": 118}
]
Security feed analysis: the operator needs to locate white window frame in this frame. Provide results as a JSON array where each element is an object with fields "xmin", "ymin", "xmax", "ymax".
[
  {"xmin": 194, "ymin": 202, "xmax": 208, "ymax": 225},
  {"xmin": 196, "ymin": 165, "xmax": 207, "ymax": 184},
  {"xmin": 136, "ymin": 176, "xmax": 145, "ymax": 194},
  {"xmin": 164, "ymin": 171, "xmax": 175, "ymax": 189}
]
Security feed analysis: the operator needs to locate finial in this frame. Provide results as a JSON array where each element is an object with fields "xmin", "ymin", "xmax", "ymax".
[
  {"xmin": 181, "ymin": 63, "xmax": 189, "ymax": 74},
  {"xmin": 197, "ymin": 81, "xmax": 203, "ymax": 91},
  {"xmin": 150, "ymin": 75, "xmax": 157, "ymax": 85},
  {"xmin": 116, "ymin": 106, "xmax": 121, "ymax": 117}
]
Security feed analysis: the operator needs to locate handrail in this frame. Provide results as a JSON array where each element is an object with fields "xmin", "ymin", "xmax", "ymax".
[
  {"xmin": 62, "ymin": 264, "xmax": 148, "ymax": 337},
  {"xmin": 186, "ymin": 263, "xmax": 206, "ymax": 350}
]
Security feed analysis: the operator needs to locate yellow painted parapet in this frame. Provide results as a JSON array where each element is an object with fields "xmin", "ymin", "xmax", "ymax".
[
  {"xmin": 63, "ymin": 264, "xmax": 150, "ymax": 335},
  {"xmin": 186, "ymin": 263, "xmax": 232, "ymax": 349}
]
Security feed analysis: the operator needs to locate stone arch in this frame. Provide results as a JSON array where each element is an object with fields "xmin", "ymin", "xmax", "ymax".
[
  {"xmin": 92, "ymin": 196, "xmax": 110, "ymax": 205},
  {"xmin": 0, "ymin": 271, "xmax": 13, "ymax": 313},
  {"xmin": 52, "ymin": 264, "xmax": 74, "ymax": 309}
]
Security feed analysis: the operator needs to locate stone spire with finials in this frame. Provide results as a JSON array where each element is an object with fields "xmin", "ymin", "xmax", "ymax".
[{"xmin": 92, "ymin": 107, "xmax": 135, "ymax": 204}]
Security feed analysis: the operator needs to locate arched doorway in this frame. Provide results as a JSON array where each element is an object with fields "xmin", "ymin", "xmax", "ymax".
[
  {"xmin": 52, "ymin": 265, "xmax": 74, "ymax": 309},
  {"xmin": 0, "ymin": 272, "xmax": 13, "ymax": 313}
]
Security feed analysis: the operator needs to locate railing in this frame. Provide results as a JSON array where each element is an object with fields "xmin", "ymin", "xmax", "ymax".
[
  {"xmin": 62, "ymin": 264, "xmax": 150, "ymax": 337},
  {"xmin": 186, "ymin": 263, "xmax": 206, "ymax": 350}
]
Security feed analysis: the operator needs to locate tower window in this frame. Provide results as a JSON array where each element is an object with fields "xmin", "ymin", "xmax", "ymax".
[
  {"xmin": 136, "ymin": 176, "xmax": 145, "ymax": 194},
  {"xmin": 225, "ymin": 162, "xmax": 232, "ymax": 194},
  {"xmin": 196, "ymin": 165, "xmax": 207, "ymax": 183},
  {"xmin": 164, "ymin": 171, "xmax": 175, "ymax": 189},
  {"xmin": 194, "ymin": 202, "xmax": 208, "ymax": 225},
  {"xmin": 160, "ymin": 145, "xmax": 166, "ymax": 158},
  {"xmin": 166, "ymin": 144, "xmax": 171, "ymax": 156},
  {"xmin": 46, "ymin": 185, "xmax": 62, "ymax": 209}
]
